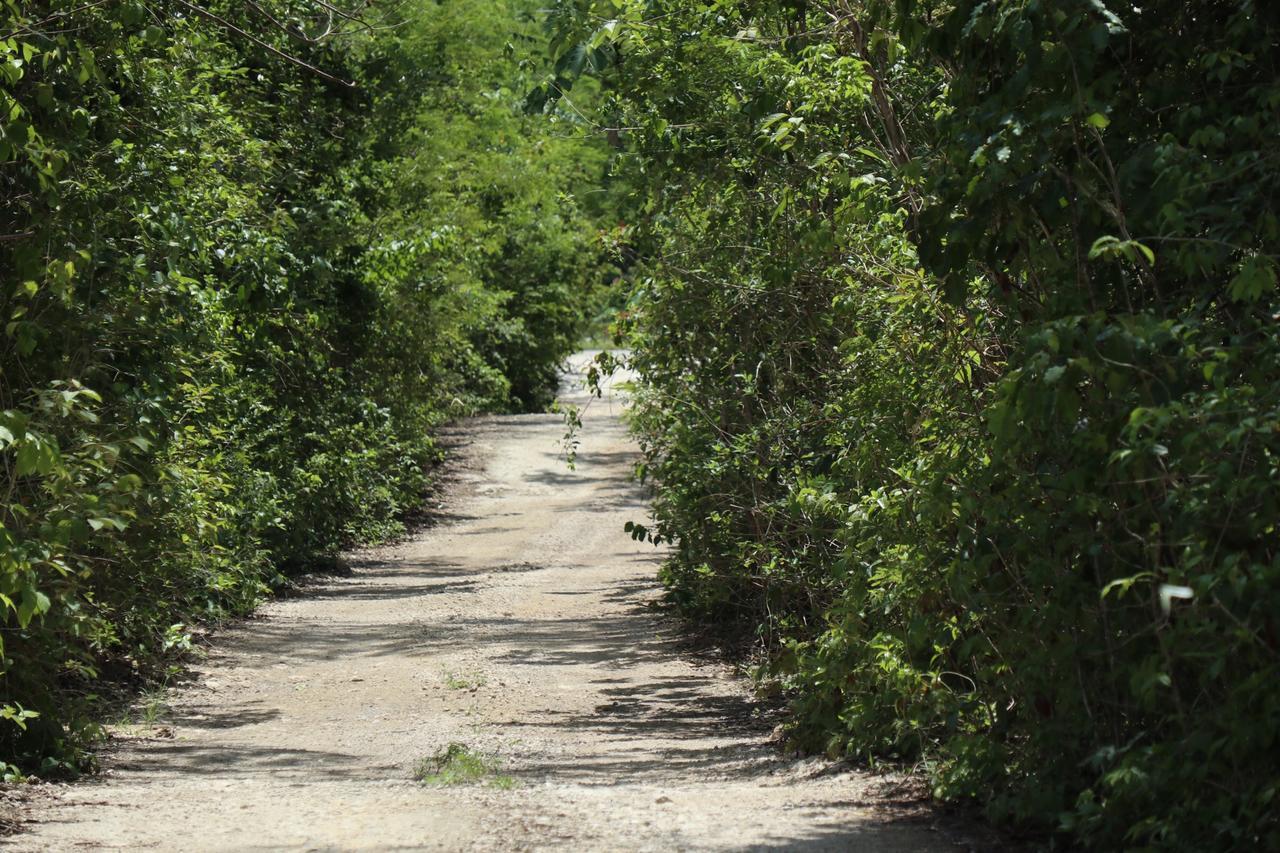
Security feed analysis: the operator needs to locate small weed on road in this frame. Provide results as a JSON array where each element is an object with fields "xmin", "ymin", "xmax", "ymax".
[
  {"xmin": 415, "ymin": 743, "xmax": 514, "ymax": 789},
  {"xmin": 442, "ymin": 670, "xmax": 487, "ymax": 691}
]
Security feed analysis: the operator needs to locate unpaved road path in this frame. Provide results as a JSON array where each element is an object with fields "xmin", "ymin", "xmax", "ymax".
[{"xmin": 9, "ymin": 354, "xmax": 970, "ymax": 852}]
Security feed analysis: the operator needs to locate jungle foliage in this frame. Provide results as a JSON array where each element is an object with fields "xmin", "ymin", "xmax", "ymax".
[
  {"xmin": 542, "ymin": 0, "xmax": 1280, "ymax": 847},
  {"xmin": 1, "ymin": 0, "xmax": 607, "ymax": 773}
]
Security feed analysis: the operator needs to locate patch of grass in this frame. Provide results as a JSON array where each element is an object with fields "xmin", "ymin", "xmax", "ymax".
[
  {"xmin": 414, "ymin": 742, "xmax": 514, "ymax": 789},
  {"xmin": 113, "ymin": 685, "xmax": 169, "ymax": 730},
  {"xmin": 137, "ymin": 687, "xmax": 169, "ymax": 725},
  {"xmin": 442, "ymin": 669, "xmax": 487, "ymax": 691}
]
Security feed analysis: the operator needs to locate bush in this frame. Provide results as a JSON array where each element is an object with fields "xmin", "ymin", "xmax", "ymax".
[
  {"xmin": 543, "ymin": 0, "xmax": 1280, "ymax": 846},
  {"xmin": 1, "ymin": 0, "xmax": 606, "ymax": 774}
]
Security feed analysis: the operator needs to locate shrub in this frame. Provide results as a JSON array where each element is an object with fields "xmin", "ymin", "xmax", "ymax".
[
  {"xmin": 542, "ymin": 0, "xmax": 1280, "ymax": 846},
  {"xmin": 1, "ymin": 0, "xmax": 606, "ymax": 773}
]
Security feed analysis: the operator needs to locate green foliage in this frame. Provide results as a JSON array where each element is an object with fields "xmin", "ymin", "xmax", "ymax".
[
  {"xmin": 442, "ymin": 669, "xmax": 486, "ymax": 691},
  {"xmin": 1, "ymin": 0, "xmax": 606, "ymax": 772},
  {"xmin": 414, "ymin": 742, "xmax": 513, "ymax": 788},
  {"xmin": 542, "ymin": 0, "xmax": 1280, "ymax": 847}
]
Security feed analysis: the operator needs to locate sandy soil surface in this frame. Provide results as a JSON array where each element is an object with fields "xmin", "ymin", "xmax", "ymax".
[{"xmin": 6, "ymin": 354, "xmax": 982, "ymax": 852}]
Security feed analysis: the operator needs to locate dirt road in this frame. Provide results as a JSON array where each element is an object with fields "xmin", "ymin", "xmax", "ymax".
[{"xmin": 10, "ymin": 354, "xmax": 963, "ymax": 851}]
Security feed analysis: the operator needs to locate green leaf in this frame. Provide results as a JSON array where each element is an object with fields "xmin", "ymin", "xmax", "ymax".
[
  {"xmin": 1101, "ymin": 572, "xmax": 1155, "ymax": 599},
  {"xmin": 15, "ymin": 441, "xmax": 39, "ymax": 476},
  {"xmin": 116, "ymin": 474, "xmax": 143, "ymax": 492},
  {"xmin": 16, "ymin": 588, "xmax": 50, "ymax": 628},
  {"xmin": 1227, "ymin": 256, "xmax": 1277, "ymax": 302}
]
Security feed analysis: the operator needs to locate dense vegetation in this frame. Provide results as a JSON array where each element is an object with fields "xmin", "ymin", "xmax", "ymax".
[
  {"xmin": 544, "ymin": 0, "xmax": 1280, "ymax": 848},
  {"xmin": 6, "ymin": 0, "xmax": 1279, "ymax": 847},
  {"xmin": 1, "ymin": 0, "xmax": 607, "ymax": 775}
]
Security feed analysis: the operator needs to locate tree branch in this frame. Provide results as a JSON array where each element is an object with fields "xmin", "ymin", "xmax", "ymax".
[{"xmin": 172, "ymin": 0, "xmax": 357, "ymax": 89}]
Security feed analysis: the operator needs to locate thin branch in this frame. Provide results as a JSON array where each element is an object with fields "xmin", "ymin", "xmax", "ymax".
[
  {"xmin": 172, "ymin": 0, "xmax": 358, "ymax": 89},
  {"xmin": 0, "ymin": 0, "xmax": 114, "ymax": 42}
]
